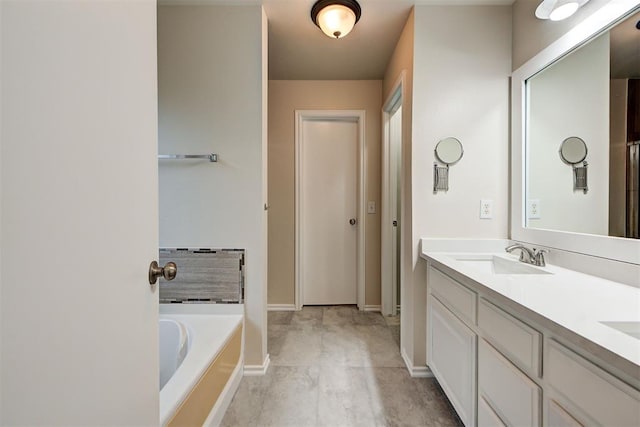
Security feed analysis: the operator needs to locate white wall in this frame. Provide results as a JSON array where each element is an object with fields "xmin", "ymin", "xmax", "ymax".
[
  {"xmin": 158, "ymin": 5, "xmax": 268, "ymax": 368},
  {"xmin": 412, "ymin": 6, "xmax": 511, "ymax": 368},
  {"xmin": 527, "ymin": 33, "xmax": 610, "ymax": 235},
  {"xmin": 383, "ymin": 6, "xmax": 511, "ymax": 373}
]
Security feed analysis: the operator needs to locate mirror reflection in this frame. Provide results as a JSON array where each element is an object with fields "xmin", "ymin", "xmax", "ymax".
[{"xmin": 526, "ymin": 9, "xmax": 640, "ymax": 239}]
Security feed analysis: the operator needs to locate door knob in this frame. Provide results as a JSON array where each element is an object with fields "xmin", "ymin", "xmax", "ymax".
[
  {"xmin": 349, "ymin": 218, "xmax": 357, "ymax": 225},
  {"xmin": 393, "ymin": 220, "xmax": 398, "ymax": 226},
  {"xmin": 149, "ymin": 261, "xmax": 177, "ymax": 285}
]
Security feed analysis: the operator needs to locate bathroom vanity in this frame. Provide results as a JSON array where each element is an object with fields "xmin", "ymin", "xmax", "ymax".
[{"xmin": 421, "ymin": 241, "xmax": 640, "ymax": 427}]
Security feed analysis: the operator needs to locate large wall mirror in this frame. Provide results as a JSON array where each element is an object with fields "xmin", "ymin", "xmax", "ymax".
[{"xmin": 512, "ymin": 0, "xmax": 640, "ymax": 264}]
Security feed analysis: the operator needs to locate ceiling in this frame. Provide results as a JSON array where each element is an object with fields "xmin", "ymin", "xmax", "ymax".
[{"xmin": 160, "ymin": 0, "xmax": 515, "ymax": 80}]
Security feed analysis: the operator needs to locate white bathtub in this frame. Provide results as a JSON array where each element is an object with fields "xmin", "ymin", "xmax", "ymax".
[
  {"xmin": 159, "ymin": 304, "xmax": 244, "ymax": 427},
  {"xmin": 159, "ymin": 318, "xmax": 190, "ymax": 390}
]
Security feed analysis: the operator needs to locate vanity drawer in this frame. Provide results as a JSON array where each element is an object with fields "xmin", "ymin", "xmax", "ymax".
[
  {"xmin": 546, "ymin": 339, "xmax": 640, "ymax": 426},
  {"xmin": 428, "ymin": 266, "xmax": 477, "ymax": 325},
  {"xmin": 478, "ymin": 298, "xmax": 541, "ymax": 377},
  {"xmin": 479, "ymin": 339, "xmax": 541, "ymax": 427}
]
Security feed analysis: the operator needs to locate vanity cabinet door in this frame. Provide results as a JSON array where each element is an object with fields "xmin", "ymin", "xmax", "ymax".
[
  {"xmin": 546, "ymin": 340, "xmax": 640, "ymax": 426},
  {"xmin": 478, "ymin": 339, "xmax": 541, "ymax": 427},
  {"xmin": 478, "ymin": 396, "xmax": 506, "ymax": 427},
  {"xmin": 428, "ymin": 295, "xmax": 477, "ymax": 427}
]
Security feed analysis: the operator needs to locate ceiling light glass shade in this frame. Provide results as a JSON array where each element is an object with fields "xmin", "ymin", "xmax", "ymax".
[
  {"xmin": 535, "ymin": 0, "xmax": 588, "ymax": 21},
  {"xmin": 549, "ymin": 2, "xmax": 579, "ymax": 20},
  {"xmin": 311, "ymin": 0, "xmax": 362, "ymax": 39}
]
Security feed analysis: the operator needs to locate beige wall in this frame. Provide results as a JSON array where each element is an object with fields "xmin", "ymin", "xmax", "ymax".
[
  {"xmin": 512, "ymin": 0, "xmax": 610, "ymax": 70},
  {"xmin": 158, "ymin": 5, "xmax": 268, "ymax": 368},
  {"xmin": 268, "ymin": 80, "xmax": 383, "ymax": 307},
  {"xmin": 382, "ymin": 9, "xmax": 415, "ymax": 364}
]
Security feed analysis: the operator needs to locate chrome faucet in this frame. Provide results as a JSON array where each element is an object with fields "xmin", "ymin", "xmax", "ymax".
[{"xmin": 505, "ymin": 244, "xmax": 548, "ymax": 267}]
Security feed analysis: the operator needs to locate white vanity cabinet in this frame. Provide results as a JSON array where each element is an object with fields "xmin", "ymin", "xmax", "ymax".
[{"xmin": 425, "ymin": 261, "xmax": 640, "ymax": 427}]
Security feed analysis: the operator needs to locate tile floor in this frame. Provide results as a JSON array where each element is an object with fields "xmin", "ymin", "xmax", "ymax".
[{"xmin": 221, "ymin": 306, "xmax": 463, "ymax": 427}]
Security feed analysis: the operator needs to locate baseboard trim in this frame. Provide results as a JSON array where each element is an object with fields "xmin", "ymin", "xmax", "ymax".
[
  {"xmin": 363, "ymin": 305, "xmax": 382, "ymax": 312},
  {"xmin": 401, "ymin": 347, "xmax": 434, "ymax": 378},
  {"xmin": 203, "ymin": 357, "xmax": 243, "ymax": 427},
  {"xmin": 243, "ymin": 354, "xmax": 270, "ymax": 376},
  {"xmin": 267, "ymin": 304, "xmax": 297, "ymax": 311}
]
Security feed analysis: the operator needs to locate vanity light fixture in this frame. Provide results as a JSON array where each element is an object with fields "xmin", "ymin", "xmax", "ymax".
[
  {"xmin": 535, "ymin": 0, "xmax": 589, "ymax": 21},
  {"xmin": 311, "ymin": 0, "xmax": 361, "ymax": 39}
]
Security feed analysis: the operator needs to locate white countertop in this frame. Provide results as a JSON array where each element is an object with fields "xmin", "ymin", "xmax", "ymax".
[
  {"xmin": 420, "ymin": 241, "xmax": 640, "ymax": 370},
  {"xmin": 159, "ymin": 310, "xmax": 243, "ymax": 425}
]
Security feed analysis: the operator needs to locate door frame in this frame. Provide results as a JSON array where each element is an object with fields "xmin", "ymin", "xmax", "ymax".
[
  {"xmin": 294, "ymin": 110, "xmax": 366, "ymax": 310},
  {"xmin": 381, "ymin": 73, "xmax": 405, "ymax": 316}
]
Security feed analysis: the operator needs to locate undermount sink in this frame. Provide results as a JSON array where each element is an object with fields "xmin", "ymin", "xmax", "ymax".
[
  {"xmin": 452, "ymin": 254, "xmax": 552, "ymax": 275},
  {"xmin": 600, "ymin": 321, "xmax": 640, "ymax": 340}
]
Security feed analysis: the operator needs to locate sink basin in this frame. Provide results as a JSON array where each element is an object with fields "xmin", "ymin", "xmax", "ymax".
[
  {"xmin": 452, "ymin": 254, "xmax": 552, "ymax": 275},
  {"xmin": 600, "ymin": 321, "xmax": 640, "ymax": 340}
]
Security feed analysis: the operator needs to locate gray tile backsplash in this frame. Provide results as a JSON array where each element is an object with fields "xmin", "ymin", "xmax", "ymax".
[{"xmin": 159, "ymin": 248, "xmax": 244, "ymax": 304}]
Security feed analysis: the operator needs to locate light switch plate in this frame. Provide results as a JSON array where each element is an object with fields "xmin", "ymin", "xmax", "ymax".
[
  {"xmin": 480, "ymin": 199, "xmax": 493, "ymax": 219},
  {"xmin": 367, "ymin": 201, "xmax": 376, "ymax": 214}
]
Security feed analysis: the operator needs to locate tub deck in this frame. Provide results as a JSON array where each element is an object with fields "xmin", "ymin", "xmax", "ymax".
[{"xmin": 160, "ymin": 304, "xmax": 243, "ymax": 426}]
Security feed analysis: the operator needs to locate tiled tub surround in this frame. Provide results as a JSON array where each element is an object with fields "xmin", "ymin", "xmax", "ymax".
[
  {"xmin": 160, "ymin": 304, "xmax": 244, "ymax": 427},
  {"xmin": 421, "ymin": 239, "xmax": 640, "ymax": 426},
  {"xmin": 159, "ymin": 248, "xmax": 244, "ymax": 303}
]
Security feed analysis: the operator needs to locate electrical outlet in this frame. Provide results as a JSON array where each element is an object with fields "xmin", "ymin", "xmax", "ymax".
[
  {"xmin": 528, "ymin": 199, "xmax": 541, "ymax": 219},
  {"xmin": 367, "ymin": 201, "xmax": 376, "ymax": 214},
  {"xmin": 480, "ymin": 199, "xmax": 493, "ymax": 219}
]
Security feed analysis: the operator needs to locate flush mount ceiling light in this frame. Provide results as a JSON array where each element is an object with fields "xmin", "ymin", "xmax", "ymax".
[
  {"xmin": 311, "ymin": 0, "xmax": 361, "ymax": 39},
  {"xmin": 535, "ymin": 0, "xmax": 589, "ymax": 21}
]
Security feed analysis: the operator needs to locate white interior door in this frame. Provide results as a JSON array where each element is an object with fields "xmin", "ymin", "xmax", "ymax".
[
  {"xmin": 1, "ymin": 1, "xmax": 159, "ymax": 425},
  {"xmin": 300, "ymin": 118, "xmax": 358, "ymax": 305}
]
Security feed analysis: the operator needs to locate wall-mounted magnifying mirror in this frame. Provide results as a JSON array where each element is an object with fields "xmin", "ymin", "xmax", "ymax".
[
  {"xmin": 435, "ymin": 137, "xmax": 464, "ymax": 164},
  {"xmin": 434, "ymin": 137, "xmax": 463, "ymax": 192},
  {"xmin": 559, "ymin": 137, "xmax": 588, "ymax": 193},
  {"xmin": 559, "ymin": 136, "xmax": 588, "ymax": 164}
]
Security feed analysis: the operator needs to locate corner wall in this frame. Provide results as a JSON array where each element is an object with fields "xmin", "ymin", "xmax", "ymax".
[
  {"xmin": 384, "ymin": 6, "xmax": 512, "ymax": 373},
  {"xmin": 158, "ymin": 5, "xmax": 268, "ymax": 368},
  {"xmin": 382, "ymin": 9, "xmax": 415, "ymax": 369},
  {"xmin": 267, "ymin": 80, "xmax": 382, "ymax": 308}
]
